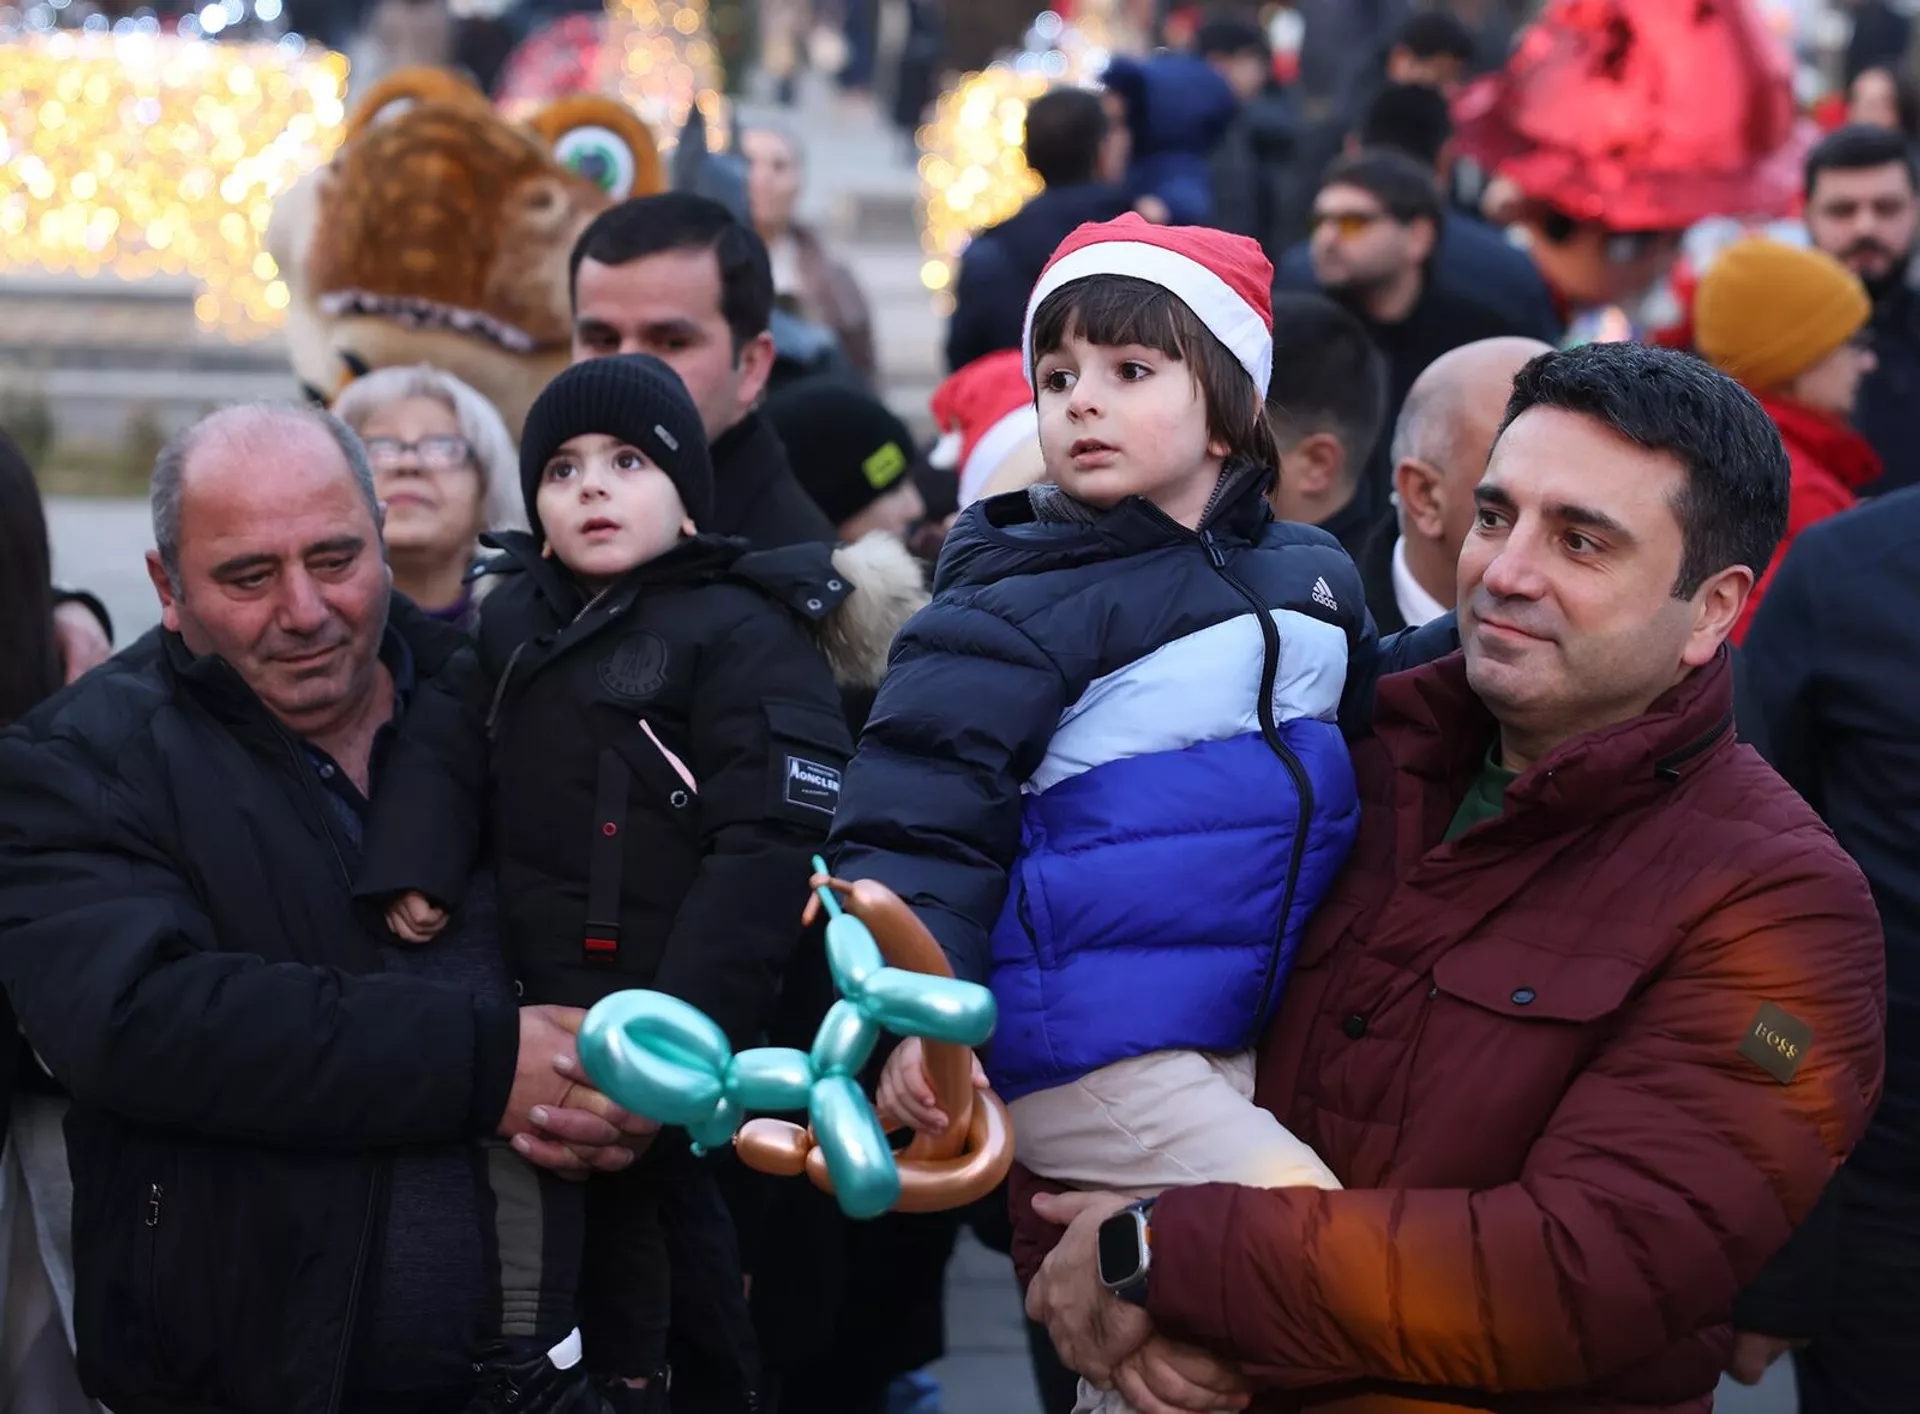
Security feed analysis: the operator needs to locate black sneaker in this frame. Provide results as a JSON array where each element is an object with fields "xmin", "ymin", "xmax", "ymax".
[{"xmin": 464, "ymin": 1333, "xmax": 614, "ymax": 1414}]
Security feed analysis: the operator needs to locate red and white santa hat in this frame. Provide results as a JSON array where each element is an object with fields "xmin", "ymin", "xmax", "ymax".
[
  {"xmin": 928, "ymin": 348, "xmax": 1039, "ymax": 508},
  {"xmin": 1021, "ymin": 213, "xmax": 1276, "ymax": 397}
]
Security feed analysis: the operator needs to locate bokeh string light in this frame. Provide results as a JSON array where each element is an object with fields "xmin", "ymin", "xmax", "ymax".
[
  {"xmin": 0, "ymin": 29, "xmax": 347, "ymax": 335},
  {"xmin": 915, "ymin": 8, "xmax": 1114, "ymax": 308},
  {"xmin": 609, "ymin": 0, "xmax": 726, "ymax": 149},
  {"xmin": 498, "ymin": 0, "xmax": 724, "ymax": 151}
]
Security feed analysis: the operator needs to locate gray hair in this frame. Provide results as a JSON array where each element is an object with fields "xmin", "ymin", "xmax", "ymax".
[
  {"xmin": 151, "ymin": 403, "xmax": 379, "ymax": 590},
  {"xmin": 330, "ymin": 363, "xmax": 527, "ymax": 535}
]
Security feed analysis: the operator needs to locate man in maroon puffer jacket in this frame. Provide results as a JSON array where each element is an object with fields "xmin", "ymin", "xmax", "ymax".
[{"xmin": 1015, "ymin": 342, "xmax": 1886, "ymax": 1414}]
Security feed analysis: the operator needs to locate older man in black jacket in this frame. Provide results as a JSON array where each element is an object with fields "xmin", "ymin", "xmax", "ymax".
[{"xmin": 0, "ymin": 404, "xmax": 643, "ymax": 1414}]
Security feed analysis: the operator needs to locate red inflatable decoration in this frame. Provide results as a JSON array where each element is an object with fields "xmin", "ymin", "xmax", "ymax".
[{"xmin": 1454, "ymin": 0, "xmax": 1809, "ymax": 233}]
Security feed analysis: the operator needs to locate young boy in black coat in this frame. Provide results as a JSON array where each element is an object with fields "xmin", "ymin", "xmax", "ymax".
[{"xmin": 361, "ymin": 355, "xmax": 923, "ymax": 1411}]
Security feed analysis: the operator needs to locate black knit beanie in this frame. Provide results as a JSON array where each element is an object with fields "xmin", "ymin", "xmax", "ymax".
[
  {"xmin": 519, "ymin": 355, "xmax": 713, "ymax": 534},
  {"xmin": 762, "ymin": 381, "xmax": 918, "ymax": 528}
]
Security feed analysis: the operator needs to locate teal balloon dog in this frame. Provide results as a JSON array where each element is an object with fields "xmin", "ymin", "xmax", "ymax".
[{"xmin": 578, "ymin": 858, "xmax": 1014, "ymax": 1219}]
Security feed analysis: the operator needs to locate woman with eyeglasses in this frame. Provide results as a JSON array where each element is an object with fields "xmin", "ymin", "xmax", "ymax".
[{"xmin": 334, "ymin": 365, "xmax": 527, "ymax": 629}]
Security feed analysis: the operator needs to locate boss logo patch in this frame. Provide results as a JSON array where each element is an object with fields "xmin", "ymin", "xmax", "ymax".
[
  {"xmin": 784, "ymin": 755, "xmax": 842, "ymax": 815},
  {"xmin": 1739, "ymin": 1002, "xmax": 1814, "ymax": 1085},
  {"xmin": 598, "ymin": 632, "xmax": 669, "ymax": 704}
]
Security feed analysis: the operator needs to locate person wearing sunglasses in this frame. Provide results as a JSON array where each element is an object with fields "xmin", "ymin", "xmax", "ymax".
[
  {"xmin": 1695, "ymin": 237, "xmax": 1882, "ymax": 644},
  {"xmin": 1305, "ymin": 149, "xmax": 1539, "ymax": 516},
  {"xmin": 334, "ymin": 364, "xmax": 527, "ymax": 630}
]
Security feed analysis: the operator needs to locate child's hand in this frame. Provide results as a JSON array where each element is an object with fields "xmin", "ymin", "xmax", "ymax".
[
  {"xmin": 876, "ymin": 1036, "xmax": 988, "ymax": 1136},
  {"xmin": 386, "ymin": 890, "xmax": 449, "ymax": 944}
]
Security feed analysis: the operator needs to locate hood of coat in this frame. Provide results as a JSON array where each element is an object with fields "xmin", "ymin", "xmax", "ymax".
[
  {"xmin": 818, "ymin": 533, "xmax": 930, "ymax": 689},
  {"xmin": 933, "ymin": 459, "xmax": 1275, "ymax": 595}
]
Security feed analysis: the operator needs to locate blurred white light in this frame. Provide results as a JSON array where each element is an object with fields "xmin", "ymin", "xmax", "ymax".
[
  {"xmin": 255, "ymin": 0, "xmax": 282, "ymax": 20},
  {"xmin": 199, "ymin": 3, "xmax": 227, "ymax": 32}
]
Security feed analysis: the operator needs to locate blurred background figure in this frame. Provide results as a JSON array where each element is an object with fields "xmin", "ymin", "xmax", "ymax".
[
  {"xmin": 1277, "ymin": 79, "xmax": 1560, "ymax": 341},
  {"xmin": 1848, "ymin": 63, "xmax": 1920, "ymax": 142},
  {"xmin": 1196, "ymin": 13, "xmax": 1300, "ymax": 260},
  {"xmin": 332, "ymin": 365, "xmax": 526, "ymax": 629},
  {"xmin": 927, "ymin": 349, "xmax": 1044, "ymax": 512},
  {"xmin": 0, "ymin": 429, "xmax": 96, "ymax": 1414},
  {"xmin": 763, "ymin": 381, "xmax": 926, "ymax": 547},
  {"xmin": 743, "ymin": 124, "xmax": 879, "ymax": 384},
  {"xmin": 1360, "ymin": 334, "xmax": 1549, "ymax": 634},
  {"xmin": 945, "ymin": 88, "xmax": 1127, "ymax": 372},
  {"xmin": 1803, "ymin": 125, "xmax": 1920, "ymax": 492},
  {"xmin": 1263, "ymin": 291, "xmax": 1387, "ymax": 560},
  {"xmin": 1695, "ymin": 237, "xmax": 1880, "ymax": 642},
  {"xmin": 1299, "ymin": 149, "xmax": 1536, "ymax": 506}
]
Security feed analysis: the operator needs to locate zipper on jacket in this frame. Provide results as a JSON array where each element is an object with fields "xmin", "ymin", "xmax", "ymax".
[
  {"xmin": 145, "ymin": 1183, "xmax": 164, "ymax": 1364},
  {"xmin": 1654, "ymin": 710, "xmax": 1734, "ymax": 782},
  {"xmin": 324, "ymin": 1162, "xmax": 387, "ymax": 1414},
  {"xmin": 485, "ymin": 584, "xmax": 617, "ymax": 739},
  {"xmin": 486, "ymin": 639, "xmax": 533, "ymax": 738},
  {"xmin": 1200, "ymin": 529, "xmax": 1317, "ymax": 1042}
]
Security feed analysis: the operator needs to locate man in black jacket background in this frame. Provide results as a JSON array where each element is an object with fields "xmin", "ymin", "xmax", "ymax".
[
  {"xmin": 944, "ymin": 87, "xmax": 1129, "ymax": 374},
  {"xmin": 570, "ymin": 192, "xmax": 839, "ymax": 550},
  {"xmin": 0, "ymin": 403, "xmax": 644, "ymax": 1414},
  {"xmin": 1730, "ymin": 489, "xmax": 1920, "ymax": 1412}
]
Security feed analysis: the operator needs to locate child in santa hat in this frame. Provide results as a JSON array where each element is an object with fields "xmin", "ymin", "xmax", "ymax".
[{"xmin": 830, "ymin": 214, "xmax": 1447, "ymax": 1409}]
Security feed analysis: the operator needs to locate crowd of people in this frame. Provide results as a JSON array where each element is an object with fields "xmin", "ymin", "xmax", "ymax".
[{"xmin": 0, "ymin": 4, "xmax": 1915, "ymax": 1414}]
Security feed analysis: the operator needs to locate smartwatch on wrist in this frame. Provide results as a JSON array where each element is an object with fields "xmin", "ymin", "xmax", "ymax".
[{"xmin": 1097, "ymin": 1197, "xmax": 1156, "ymax": 1307}]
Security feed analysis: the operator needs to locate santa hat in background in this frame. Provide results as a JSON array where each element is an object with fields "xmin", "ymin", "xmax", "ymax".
[
  {"xmin": 928, "ymin": 348, "xmax": 1038, "ymax": 509},
  {"xmin": 1021, "ymin": 213, "xmax": 1276, "ymax": 396}
]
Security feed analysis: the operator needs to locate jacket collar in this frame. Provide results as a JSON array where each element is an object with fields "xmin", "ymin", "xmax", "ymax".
[
  {"xmin": 936, "ymin": 460, "xmax": 1275, "ymax": 593},
  {"xmin": 1754, "ymin": 391, "xmax": 1884, "ymax": 492},
  {"xmin": 710, "ymin": 410, "xmax": 788, "ymax": 511},
  {"xmin": 481, "ymin": 529, "xmax": 755, "ymax": 625},
  {"xmin": 1374, "ymin": 647, "xmax": 1737, "ymax": 843},
  {"xmin": 163, "ymin": 603, "xmax": 433, "ymax": 748}
]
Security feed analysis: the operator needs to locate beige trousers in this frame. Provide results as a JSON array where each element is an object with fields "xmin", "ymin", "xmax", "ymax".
[{"xmin": 1009, "ymin": 1049, "xmax": 1341, "ymax": 1414}]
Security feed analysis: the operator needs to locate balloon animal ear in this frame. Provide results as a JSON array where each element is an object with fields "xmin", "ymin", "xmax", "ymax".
[
  {"xmin": 525, "ymin": 95, "xmax": 664, "ymax": 204},
  {"xmin": 343, "ymin": 66, "xmax": 490, "ymax": 143}
]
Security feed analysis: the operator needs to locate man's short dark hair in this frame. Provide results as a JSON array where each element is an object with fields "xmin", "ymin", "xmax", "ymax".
[
  {"xmin": 1319, "ymin": 149, "xmax": 1443, "ymax": 229},
  {"xmin": 1023, "ymin": 88, "xmax": 1110, "ymax": 189},
  {"xmin": 568, "ymin": 192, "xmax": 774, "ymax": 353},
  {"xmin": 1395, "ymin": 10, "xmax": 1476, "ymax": 63},
  {"xmin": 1195, "ymin": 14, "xmax": 1268, "ymax": 60},
  {"xmin": 1360, "ymin": 82, "xmax": 1453, "ymax": 170},
  {"xmin": 1805, "ymin": 123, "xmax": 1920, "ymax": 198},
  {"xmin": 1498, "ymin": 344, "xmax": 1790, "ymax": 597},
  {"xmin": 1268, "ymin": 292, "xmax": 1386, "ymax": 475}
]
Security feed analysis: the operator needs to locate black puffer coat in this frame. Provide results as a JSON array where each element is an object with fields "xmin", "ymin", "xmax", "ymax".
[
  {"xmin": 362, "ymin": 533, "xmax": 887, "ymax": 1045},
  {"xmin": 0, "ymin": 603, "xmax": 518, "ymax": 1414}
]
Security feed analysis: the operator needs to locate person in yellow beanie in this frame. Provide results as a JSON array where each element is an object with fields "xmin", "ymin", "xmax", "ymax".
[{"xmin": 1695, "ymin": 236, "xmax": 1882, "ymax": 642}]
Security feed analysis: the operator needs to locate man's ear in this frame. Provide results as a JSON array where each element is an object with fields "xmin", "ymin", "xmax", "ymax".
[
  {"xmin": 1395, "ymin": 457, "xmax": 1446, "ymax": 540},
  {"xmin": 1407, "ymin": 216, "xmax": 1439, "ymax": 265},
  {"xmin": 737, "ymin": 330, "xmax": 778, "ymax": 413},
  {"xmin": 145, "ymin": 550, "xmax": 183, "ymax": 634},
  {"xmin": 1288, "ymin": 431, "xmax": 1346, "ymax": 498},
  {"xmin": 1684, "ymin": 564, "xmax": 1755, "ymax": 666}
]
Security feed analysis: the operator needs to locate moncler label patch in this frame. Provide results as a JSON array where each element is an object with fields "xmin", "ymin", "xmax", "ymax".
[
  {"xmin": 1739, "ymin": 1002, "xmax": 1813, "ymax": 1085},
  {"xmin": 783, "ymin": 755, "xmax": 843, "ymax": 815}
]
